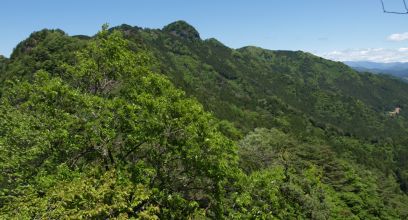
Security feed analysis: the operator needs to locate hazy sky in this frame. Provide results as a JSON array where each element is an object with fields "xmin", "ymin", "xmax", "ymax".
[{"xmin": 1, "ymin": 0, "xmax": 408, "ymax": 62}]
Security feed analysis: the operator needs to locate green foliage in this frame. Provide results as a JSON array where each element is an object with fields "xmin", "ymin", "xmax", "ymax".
[
  {"xmin": 235, "ymin": 128, "xmax": 408, "ymax": 219},
  {"xmin": 238, "ymin": 128, "xmax": 295, "ymax": 173},
  {"xmin": 0, "ymin": 26, "xmax": 238, "ymax": 219},
  {"xmin": 4, "ymin": 29, "xmax": 85, "ymax": 82},
  {"xmin": 162, "ymin": 20, "xmax": 201, "ymax": 41},
  {"xmin": 114, "ymin": 22, "xmax": 408, "ymax": 217},
  {"xmin": 2, "ymin": 167, "xmax": 159, "ymax": 219},
  {"xmin": 2, "ymin": 21, "xmax": 408, "ymax": 219},
  {"xmin": 0, "ymin": 55, "xmax": 7, "ymax": 75}
]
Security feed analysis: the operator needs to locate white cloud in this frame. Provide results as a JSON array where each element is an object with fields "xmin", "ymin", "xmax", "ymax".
[
  {"xmin": 387, "ymin": 32, "xmax": 408, "ymax": 41},
  {"xmin": 320, "ymin": 48, "xmax": 408, "ymax": 63}
]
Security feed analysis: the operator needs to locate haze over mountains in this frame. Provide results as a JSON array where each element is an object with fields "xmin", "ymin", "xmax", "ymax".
[
  {"xmin": 1, "ymin": 21, "xmax": 408, "ymax": 219},
  {"xmin": 345, "ymin": 61, "xmax": 408, "ymax": 81}
]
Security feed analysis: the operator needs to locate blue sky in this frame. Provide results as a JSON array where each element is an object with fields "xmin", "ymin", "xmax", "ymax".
[{"xmin": 1, "ymin": 0, "xmax": 408, "ymax": 62}]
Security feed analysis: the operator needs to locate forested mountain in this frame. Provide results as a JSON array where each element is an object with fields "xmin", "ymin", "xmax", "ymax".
[{"xmin": 1, "ymin": 21, "xmax": 408, "ymax": 219}]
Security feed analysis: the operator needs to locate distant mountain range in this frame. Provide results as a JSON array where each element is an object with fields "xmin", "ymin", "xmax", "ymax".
[{"xmin": 344, "ymin": 61, "xmax": 408, "ymax": 81}]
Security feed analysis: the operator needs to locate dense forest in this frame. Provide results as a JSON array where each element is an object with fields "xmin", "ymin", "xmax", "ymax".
[{"xmin": 1, "ymin": 21, "xmax": 408, "ymax": 219}]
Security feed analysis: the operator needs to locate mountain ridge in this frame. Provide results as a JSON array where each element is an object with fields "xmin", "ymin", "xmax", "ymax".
[
  {"xmin": 2, "ymin": 21, "xmax": 408, "ymax": 218},
  {"xmin": 345, "ymin": 60, "xmax": 408, "ymax": 80}
]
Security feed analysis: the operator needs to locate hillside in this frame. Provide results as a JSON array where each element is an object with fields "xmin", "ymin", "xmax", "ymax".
[
  {"xmin": 1, "ymin": 22, "xmax": 408, "ymax": 219},
  {"xmin": 112, "ymin": 22, "xmax": 408, "ymax": 141}
]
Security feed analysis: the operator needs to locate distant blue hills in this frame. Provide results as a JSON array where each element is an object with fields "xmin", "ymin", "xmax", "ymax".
[{"xmin": 344, "ymin": 61, "xmax": 408, "ymax": 81}]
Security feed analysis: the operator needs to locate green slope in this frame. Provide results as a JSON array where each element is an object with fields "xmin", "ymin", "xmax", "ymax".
[
  {"xmin": 1, "ymin": 22, "xmax": 408, "ymax": 219},
  {"xmin": 115, "ymin": 21, "xmax": 408, "ymax": 140}
]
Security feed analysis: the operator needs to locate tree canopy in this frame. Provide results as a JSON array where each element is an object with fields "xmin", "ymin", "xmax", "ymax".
[{"xmin": 1, "ymin": 22, "xmax": 408, "ymax": 219}]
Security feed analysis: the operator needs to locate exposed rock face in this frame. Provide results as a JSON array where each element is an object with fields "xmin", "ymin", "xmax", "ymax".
[{"xmin": 389, "ymin": 107, "xmax": 401, "ymax": 117}]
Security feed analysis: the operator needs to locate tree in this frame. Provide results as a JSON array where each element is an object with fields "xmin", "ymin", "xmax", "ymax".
[{"xmin": 0, "ymin": 26, "xmax": 238, "ymax": 219}]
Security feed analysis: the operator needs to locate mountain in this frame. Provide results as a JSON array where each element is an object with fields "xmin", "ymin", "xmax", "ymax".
[
  {"xmin": 113, "ymin": 22, "xmax": 408, "ymax": 140},
  {"xmin": 345, "ymin": 61, "xmax": 408, "ymax": 81},
  {"xmin": 1, "ymin": 21, "xmax": 408, "ymax": 219}
]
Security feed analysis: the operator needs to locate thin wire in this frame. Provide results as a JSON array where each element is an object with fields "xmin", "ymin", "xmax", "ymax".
[
  {"xmin": 381, "ymin": 0, "xmax": 386, "ymax": 11},
  {"xmin": 380, "ymin": 0, "xmax": 408, "ymax": 14},
  {"xmin": 403, "ymin": 0, "xmax": 408, "ymax": 11}
]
